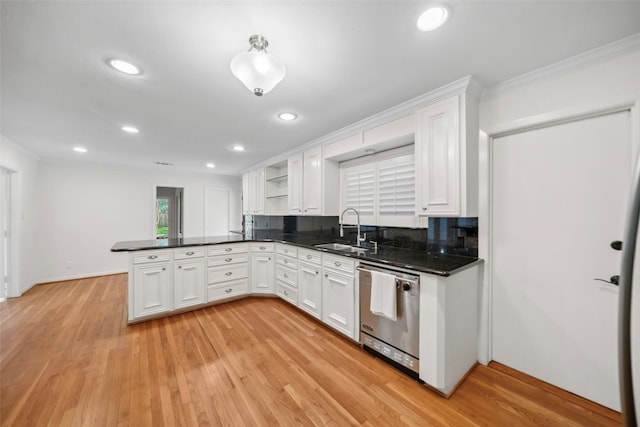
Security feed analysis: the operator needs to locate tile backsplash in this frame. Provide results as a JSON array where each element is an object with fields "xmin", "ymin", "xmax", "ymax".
[{"xmin": 244, "ymin": 215, "xmax": 478, "ymax": 257}]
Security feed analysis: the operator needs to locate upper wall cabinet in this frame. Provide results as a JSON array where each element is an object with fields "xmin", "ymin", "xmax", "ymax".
[
  {"xmin": 242, "ymin": 168, "xmax": 265, "ymax": 215},
  {"xmin": 415, "ymin": 94, "xmax": 479, "ymax": 217},
  {"xmin": 288, "ymin": 147, "xmax": 340, "ymax": 216}
]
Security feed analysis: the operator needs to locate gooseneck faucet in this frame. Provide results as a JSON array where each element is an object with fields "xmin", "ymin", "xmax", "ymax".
[{"xmin": 340, "ymin": 207, "xmax": 366, "ymax": 247}]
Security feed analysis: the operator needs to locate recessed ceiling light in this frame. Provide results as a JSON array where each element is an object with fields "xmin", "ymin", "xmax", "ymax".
[
  {"xmin": 73, "ymin": 146, "xmax": 87, "ymax": 153},
  {"xmin": 121, "ymin": 125, "xmax": 139, "ymax": 134},
  {"xmin": 417, "ymin": 6, "xmax": 449, "ymax": 31},
  {"xmin": 108, "ymin": 58, "xmax": 142, "ymax": 75},
  {"xmin": 206, "ymin": 163, "xmax": 216, "ymax": 168},
  {"xmin": 278, "ymin": 112, "xmax": 297, "ymax": 121},
  {"xmin": 230, "ymin": 145, "xmax": 245, "ymax": 152}
]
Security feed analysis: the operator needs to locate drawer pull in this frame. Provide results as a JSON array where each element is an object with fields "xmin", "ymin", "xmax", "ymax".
[
  {"xmin": 284, "ymin": 259, "xmax": 289, "ymax": 264},
  {"xmin": 178, "ymin": 265, "xmax": 182, "ymax": 269},
  {"xmin": 225, "ymin": 258, "xmax": 233, "ymax": 262},
  {"xmin": 186, "ymin": 251, "xmax": 195, "ymax": 256},
  {"xmin": 335, "ymin": 261, "xmax": 342, "ymax": 267},
  {"xmin": 148, "ymin": 255, "xmax": 158, "ymax": 260},
  {"xmin": 260, "ymin": 246, "xmax": 266, "ymax": 250},
  {"xmin": 225, "ymin": 272, "xmax": 233, "ymax": 276},
  {"xmin": 315, "ymin": 271, "xmax": 319, "ymax": 275},
  {"xmin": 284, "ymin": 290, "xmax": 289, "ymax": 295},
  {"xmin": 162, "ymin": 267, "xmax": 166, "ymax": 271},
  {"xmin": 284, "ymin": 273, "xmax": 288, "ymax": 278},
  {"xmin": 225, "ymin": 288, "xmax": 233, "ymax": 293},
  {"xmin": 324, "ymin": 274, "xmax": 328, "ymax": 278},
  {"xmin": 225, "ymin": 248, "xmax": 232, "ymax": 252},
  {"xmin": 306, "ymin": 255, "xmax": 312, "ymax": 259}
]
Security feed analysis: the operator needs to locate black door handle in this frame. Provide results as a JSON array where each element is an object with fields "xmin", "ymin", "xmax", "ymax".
[
  {"xmin": 594, "ymin": 275, "xmax": 619, "ymax": 286},
  {"xmin": 611, "ymin": 240, "xmax": 623, "ymax": 251}
]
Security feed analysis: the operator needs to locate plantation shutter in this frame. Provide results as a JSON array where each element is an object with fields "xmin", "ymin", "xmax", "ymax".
[
  {"xmin": 378, "ymin": 161, "xmax": 415, "ymax": 215},
  {"xmin": 345, "ymin": 168, "xmax": 375, "ymax": 215}
]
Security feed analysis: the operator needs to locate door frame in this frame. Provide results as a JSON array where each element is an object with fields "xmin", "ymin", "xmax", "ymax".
[
  {"xmin": 477, "ymin": 101, "xmax": 640, "ymax": 364},
  {"xmin": 152, "ymin": 184, "xmax": 185, "ymax": 239}
]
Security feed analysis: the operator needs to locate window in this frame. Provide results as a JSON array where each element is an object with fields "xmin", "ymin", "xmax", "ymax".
[{"xmin": 340, "ymin": 145, "xmax": 425, "ymax": 228}]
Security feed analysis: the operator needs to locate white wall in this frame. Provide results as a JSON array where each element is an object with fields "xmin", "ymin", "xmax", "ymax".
[
  {"xmin": 0, "ymin": 135, "xmax": 40, "ymax": 295},
  {"xmin": 35, "ymin": 160, "xmax": 241, "ymax": 283}
]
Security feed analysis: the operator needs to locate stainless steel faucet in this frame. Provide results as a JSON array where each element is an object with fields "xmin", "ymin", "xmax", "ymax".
[{"xmin": 339, "ymin": 207, "xmax": 366, "ymax": 247}]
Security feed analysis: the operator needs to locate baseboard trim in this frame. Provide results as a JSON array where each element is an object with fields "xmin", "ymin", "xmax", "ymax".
[{"xmin": 37, "ymin": 270, "xmax": 127, "ymax": 286}]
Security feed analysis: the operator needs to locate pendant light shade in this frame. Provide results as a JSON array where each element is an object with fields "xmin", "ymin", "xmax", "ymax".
[{"xmin": 230, "ymin": 35, "xmax": 286, "ymax": 96}]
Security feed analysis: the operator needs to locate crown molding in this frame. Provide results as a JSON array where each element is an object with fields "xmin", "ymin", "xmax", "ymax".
[
  {"xmin": 481, "ymin": 32, "xmax": 640, "ymax": 101},
  {"xmin": 245, "ymin": 75, "xmax": 477, "ymax": 173},
  {"xmin": 0, "ymin": 134, "xmax": 41, "ymax": 165}
]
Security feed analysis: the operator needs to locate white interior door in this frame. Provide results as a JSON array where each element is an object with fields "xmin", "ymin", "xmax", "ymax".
[
  {"xmin": 0, "ymin": 168, "xmax": 9, "ymax": 301},
  {"xmin": 491, "ymin": 111, "xmax": 631, "ymax": 410},
  {"xmin": 204, "ymin": 187, "xmax": 230, "ymax": 236}
]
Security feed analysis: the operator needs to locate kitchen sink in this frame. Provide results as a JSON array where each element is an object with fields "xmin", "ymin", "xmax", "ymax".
[{"xmin": 314, "ymin": 243, "xmax": 368, "ymax": 252}]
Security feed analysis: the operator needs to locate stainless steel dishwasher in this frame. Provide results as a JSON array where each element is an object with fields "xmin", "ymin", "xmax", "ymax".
[{"xmin": 358, "ymin": 263, "xmax": 420, "ymax": 378}]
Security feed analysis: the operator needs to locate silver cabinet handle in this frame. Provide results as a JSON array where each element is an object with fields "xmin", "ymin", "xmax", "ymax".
[
  {"xmin": 284, "ymin": 273, "xmax": 288, "ymax": 278},
  {"xmin": 162, "ymin": 267, "xmax": 166, "ymax": 271},
  {"xmin": 225, "ymin": 272, "xmax": 233, "ymax": 276},
  {"xmin": 225, "ymin": 288, "xmax": 232, "ymax": 293},
  {"xmin": 186, "ymin": 251, "xmax": 194, "ymax": 256},
  {"xmin": 225, "ymin": 248, "xmax": 232, "ymax": 252},
  {"xmin": 268, "ymin": 257, "xmax": 271, "ymax": 260},
  {"xmin": 284, "ymin": 249, "xmax": 288, "ymax": 253},
  {"xmin": 306, "ymin": 255, "xmax": 312, "ymax": 259},
  {"xmin": 225, "ymin": 258, "xmax": 232, "ymax": 262},
  {"xmin": 315, "ymin": 271, "xmax": 319, "ymax": 275},
  {"xmin": 284, "ymin": 290, "xmax": 288, "ymax": 295},
  {"xmin": 284, "ymin": 259, "xmax": 289, "ymax": 264},
  {"xmin": 422, "ymin": 207, "xmax": 427, "ymax": 211},
  {"xmin": 324, "ymin": 274, "xmax": 328, "ymax": 278},
  {"xmin": 178, "ymin": 265, "xmax": 182, "ymax": 269},
  {"xmin": 260, "ymin": 246, "xmax": 266, "ymax": 250},
  {"xmin": 335, "ymin": 261, "xmax": 342, "ymax": 267},
  {"xmin": 148, "ymin": 255, "xmax": 158, "ymax": 260}
]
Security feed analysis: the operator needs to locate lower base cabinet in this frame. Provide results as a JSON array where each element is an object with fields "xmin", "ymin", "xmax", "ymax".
[
  {"xmin": 132, "ymin": 261, "xmax": 172, "ymax": 319},
  {"xmin": 322, "ymin": 268, "xmax": 356, "ymax": 339},
  {"xmin": 298, "ymin": 260, "xmax": 322, "ymax": 319},
  {"xmin": 174, "ymin": 258, "xmax": 205, "ymax": 310},
  {"xmin": 251, "ymin": 254, "xmax": 275, "ymax": 294},
  {"xmin": 208, "ymin": 279, "xmax": 249, "ymax": 302}
]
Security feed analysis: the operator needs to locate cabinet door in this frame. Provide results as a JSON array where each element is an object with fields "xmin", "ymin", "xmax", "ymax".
[
  {"xmin": 242, "ymin": 173, "xmax": 250, "ymax": 215},
  {"xmin": 322, "ymin": 269, "xmax": 355, "ymax": 339},
  {"xmin": 299, "ymin": 261, "xmax": 322, "ymax": 319},
  {"xmin": 254, "ymin": 168, "xmax": 265, "ymax": 214},
  {"xmin": 303, "ymin": 147, "xmax": 323, "ymax": 215},
  {"xmin": 288, "ymin": 153, "xmax": 303, "ymax": 214},
  {"xmin": 251, "ymin": 254, "xmax": 274, "ymax": 294},
  {"xmin": 133, "ymin": 262, "xmax": 172, "ymax": 318},
  {"xmin": 174, "ymin": 259, "xmax": 205, "ymax": 309},
  {"xmin": 416, "ymin": 96, "xmax": 460, "ymax": 216}
]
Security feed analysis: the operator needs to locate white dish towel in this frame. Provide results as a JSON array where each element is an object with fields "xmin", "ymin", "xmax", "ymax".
[{"xmin": 370, "ymin": 270, "xmax": 397, "ymax": 321}]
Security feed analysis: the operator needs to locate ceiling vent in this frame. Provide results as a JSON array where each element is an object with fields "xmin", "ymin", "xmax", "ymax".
[{"xmin": 154, "ymin": 161, "xmax": 173, "ymax": 166}]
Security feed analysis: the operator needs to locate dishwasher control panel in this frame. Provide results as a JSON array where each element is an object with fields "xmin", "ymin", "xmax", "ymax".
[{"xmin": 360, "ymin": 332, "xmax": 420, "ymax": 375}]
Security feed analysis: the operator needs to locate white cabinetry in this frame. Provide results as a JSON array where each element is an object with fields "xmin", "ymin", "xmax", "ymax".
[
  {"xmin": 242, "ymin": 168, "xmax": 265, "ymax": 215},
  {"xmin": 419, "ymin": 265, "xmax": 480, "ymax": 396},
  {"xmin": 275, "ymin": 244, "xmax": 298, "ymax": 305},
  {"xmin": 251, "ymin": 243, "xmax": 274, "ymax": 294},
  {"xmin": 132, "ymin": 251, "xmax": 172, "ymax": 319},
  {"xmin": 297, "ymin": 248, "xmax": 322, "ymax": 319},
  {"xmin": 288, "ymin": 147, "xmax": 339, "ymax": 216},
  {"xmin": 174, "ymin": 258, "xmax": 205, "ymax": 309},
  {"xmin": 322, "ymin": 254, "xmax": 357, "ymax": 339},
  {"xmin": 207, "ymin": 244, "xmax": 249, "ymax": 303},
  {"xmin": 415, "ymin": 94, "xmax": 478, "ymax": 217},
  {"xmin": 264, "ymin": 162, "xmax": 288, "ymax": 215}
]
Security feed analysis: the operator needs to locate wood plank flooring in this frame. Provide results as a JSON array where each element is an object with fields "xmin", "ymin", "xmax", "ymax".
[{"xmin": 0, "ymin": 274, "xmax": 622, "ymax": 426}]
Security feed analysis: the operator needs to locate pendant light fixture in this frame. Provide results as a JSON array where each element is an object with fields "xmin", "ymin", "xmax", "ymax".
[{"xmin": 230, "ymin": 35, "xmax": 286, "ymax": 97}]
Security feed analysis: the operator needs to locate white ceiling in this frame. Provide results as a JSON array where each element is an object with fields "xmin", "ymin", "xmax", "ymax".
[{"xmin": 2, "ymin": 1, "xmax": 640, "ymax": 176}]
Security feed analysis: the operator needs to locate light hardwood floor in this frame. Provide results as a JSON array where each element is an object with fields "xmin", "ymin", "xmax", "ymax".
[{"xmin": 1, "ymin": 274, "xmax": 621, "ymax": 426}]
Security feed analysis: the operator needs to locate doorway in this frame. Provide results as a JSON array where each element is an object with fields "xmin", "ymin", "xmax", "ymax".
[
  {"xmin": 156, "ymin": 187, "xmax": 183, "ymax": 239},
  {"xmin": 490, "ymin": 110, "xmax": 631, "ymax": 410}
]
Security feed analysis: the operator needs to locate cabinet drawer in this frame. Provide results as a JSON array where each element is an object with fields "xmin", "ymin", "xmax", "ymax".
[
  {"xmin": 208, "ymin": 265, "xmax": 249, "ymax": 284},
  {"xmin": 276, "ymin": 282, "xmax": 298, "ymax": 306},
  {"xmin": 276, "ymin": 255, "xmax": 298, "ymax": 269},
  {"xmin": 276, "ymin": 244, "xmax": 297, "ymax": 258},
  {"xmin": 207, "ymin": 254, "xmax": 248, "ymax": 267},
  {"xmin": 251, "ymin": 243, "xmax": 274, "ymax": 253},
  {"xmin": 133, "ymin": 250, "xmax": 172, "ymax": 264},
  {"xmin": 207, "ymin": 279, "xmax": 249, "ymax": 302},
  {"xmin": 207, "ymin": 244, "xmax": 248, "ymax": 257},
  {"xmin": 174, "ymin": 248, "xmax": 205, "ymax": 259},
  {"xmin": 298, "ymin": 248, "xmax": 321, "ymax": 265},
  {"xmin": 323, "ymin": 254, "xmax": 355, "ymax": 274},
  {"xmin": 275, "ymin": 264, "xmax": 297, "ymax": 287}
]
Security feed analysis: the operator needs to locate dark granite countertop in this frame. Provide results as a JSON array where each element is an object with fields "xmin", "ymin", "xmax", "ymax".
[{"xmin": 111, "ymin": 231, "xmax": 482, "ymax": 277}]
